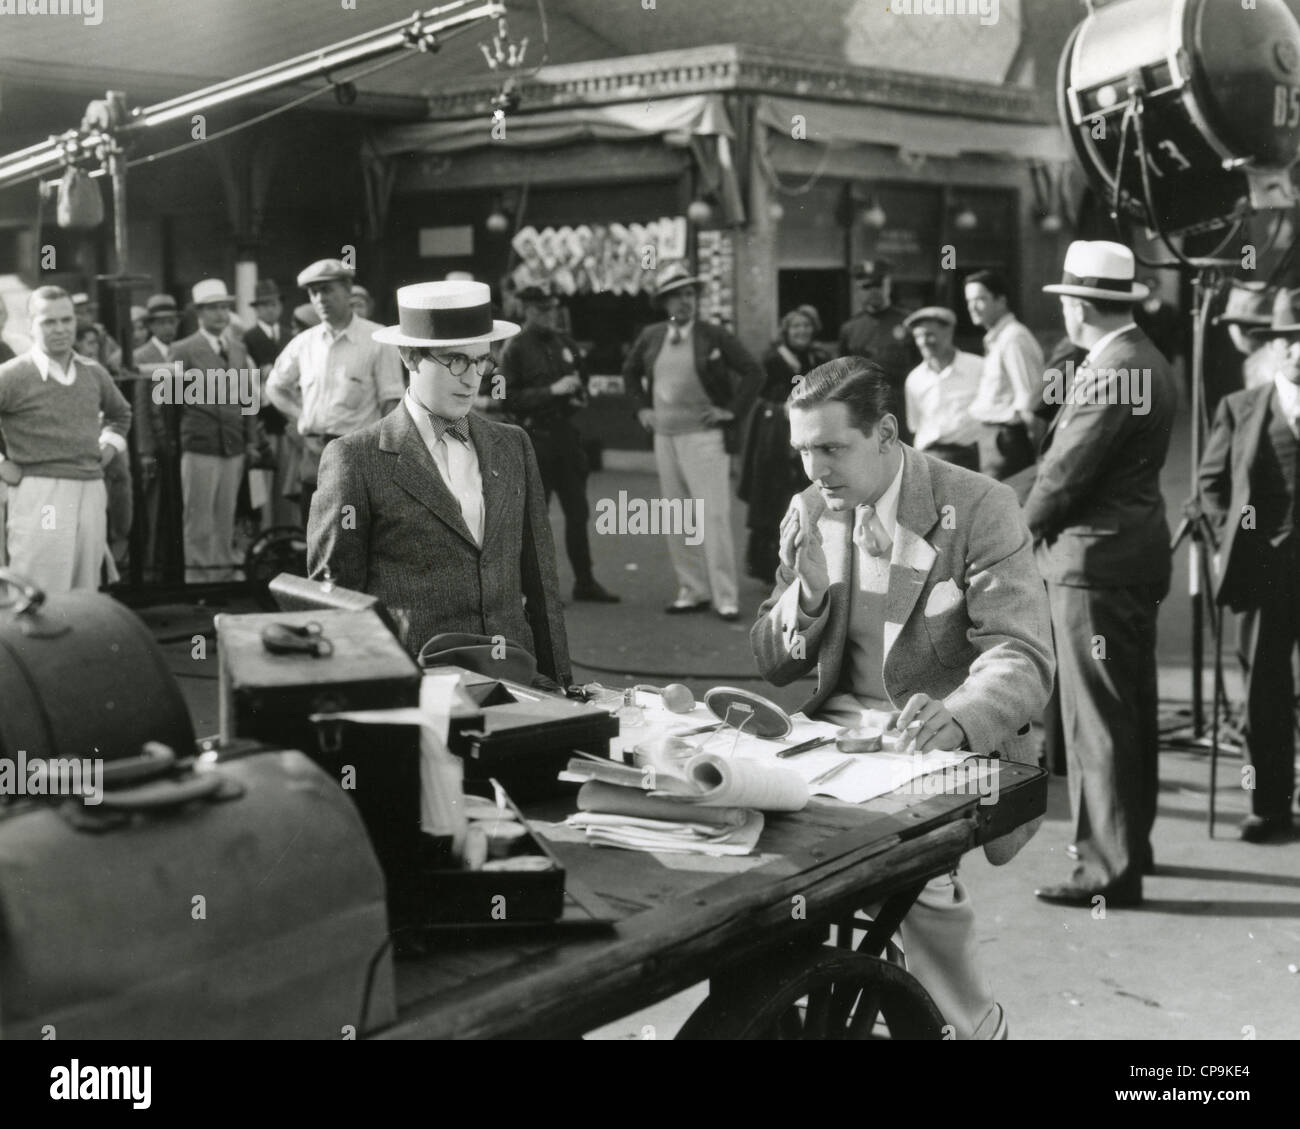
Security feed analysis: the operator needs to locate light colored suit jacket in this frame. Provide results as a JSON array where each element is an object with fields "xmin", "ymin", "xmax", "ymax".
[
  {"xmin": 752, "ymin": 446, "xmax": 1054, "ymax": 862},
  {"xmin": 307, "ymin": 406, "xmax": 571, "ymax": 683}
]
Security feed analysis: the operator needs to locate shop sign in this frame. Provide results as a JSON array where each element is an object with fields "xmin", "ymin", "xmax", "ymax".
[{"xmin": 510, "ymin": 217, "xmax": 687, "ymax": 296}]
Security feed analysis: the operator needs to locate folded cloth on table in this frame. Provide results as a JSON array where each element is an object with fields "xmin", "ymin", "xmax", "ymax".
[
  {"xmin": 576, "ymin": 781, "xmax": 745, "ymax": 825},
  {"xmin": 566, "ymin": 809, "xmax": 765, "ymax": 856}
]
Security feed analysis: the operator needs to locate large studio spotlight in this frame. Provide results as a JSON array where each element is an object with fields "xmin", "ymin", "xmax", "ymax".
[{"xmin": 1059, "ymin": 0, "xmax": 1300, "ymax": 239}]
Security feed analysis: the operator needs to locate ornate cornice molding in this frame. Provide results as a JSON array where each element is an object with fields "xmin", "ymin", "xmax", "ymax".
[{"xmin": 426, "ymin": 44, "xmax": 1052, "ymax": 124}]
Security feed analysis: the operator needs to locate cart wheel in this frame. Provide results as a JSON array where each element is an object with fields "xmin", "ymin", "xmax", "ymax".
[
  {"xmin": 243, "ymin": 526, "xmax": 307, "ymax": 610},
  {"xmin": 676, "ymin": 947, "xmax": 944, "ymax": 1040}
]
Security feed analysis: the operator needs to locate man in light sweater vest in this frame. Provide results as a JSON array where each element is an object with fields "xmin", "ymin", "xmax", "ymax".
[{"xmin": 0, "ymin": 286, "xmax": 132, "ymax": 592}]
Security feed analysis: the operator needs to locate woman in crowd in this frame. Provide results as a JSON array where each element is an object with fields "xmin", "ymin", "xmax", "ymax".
[{"xmin": 738, "ymin": 305, "xmax": 826, "ymax": 581}]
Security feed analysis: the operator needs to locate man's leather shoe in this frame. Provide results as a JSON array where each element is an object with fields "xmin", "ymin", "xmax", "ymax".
[
  {"xmin": 716, "ymin": 606, "xmax": 741, "ymax": 622},
  {"xmin": 1034, "ymin": 877, "xmax": 1143, "ymax": 908},
  {"xmin": 665, "ymin": 598, "xmax": 710, "ymax": 615},
  {"xmin": 1239, "ymin": 814, "xmax": 1293, "ymax": 843},
  {"xmin": 573, "ymin": 580, "xmax": 620, "ymax": 603}
]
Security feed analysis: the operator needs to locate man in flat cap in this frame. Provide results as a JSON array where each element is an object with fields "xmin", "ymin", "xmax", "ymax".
[
  {"xmin": 266, "ymin": 258, "xmax": 405, "ymax": 524},
  {"xmin": 837, "ymin": 260, "xmax": 916, "ymax": 439},
  {"xmin": 902, "ymin": 306, "xmax": 983, "ymax": 471},
  {"xmin": 308, "ymin": 279, "xmax": 570, "ymax": 683},
  {"xmin": 500, "ymin": 285, "xmax": 619, "ymax": 604}
]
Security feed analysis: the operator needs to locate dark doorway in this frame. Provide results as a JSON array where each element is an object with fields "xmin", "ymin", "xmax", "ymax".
[{"xmin": 778, "ymin": 268, "xmax": 848, "ymax": 348}]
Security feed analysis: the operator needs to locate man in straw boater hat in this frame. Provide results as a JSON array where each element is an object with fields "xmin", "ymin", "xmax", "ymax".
[
  {"xmin": 1028, "ymin": 240, "xmax": 1179, "ymax": 907},
  {"xmin": 307, "ymin": 279, "xmax": 571, "ymax": 684},
  {"xmin": 1199, "ymin": 287, "xmax": 1300, "ymax": 844},
  {"xmin": 622, "ymin": 260, "xmax": 763, "ymax": 621}
]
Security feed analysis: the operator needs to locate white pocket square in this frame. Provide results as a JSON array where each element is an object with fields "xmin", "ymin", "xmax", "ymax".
[{"xmin": 924, "ymin": 578, "xmax": 963, "ymax": 616}]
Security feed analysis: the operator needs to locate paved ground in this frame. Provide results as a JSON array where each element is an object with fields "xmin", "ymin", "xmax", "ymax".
[{"xmin": 143, "ymin": 397, "xmax": 1299, "ymax": 1040}]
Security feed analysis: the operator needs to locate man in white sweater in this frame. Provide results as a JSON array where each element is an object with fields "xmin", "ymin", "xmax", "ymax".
[{"xmin": 0, "ymin": 286, "xmax": 132, "ymax": 592}]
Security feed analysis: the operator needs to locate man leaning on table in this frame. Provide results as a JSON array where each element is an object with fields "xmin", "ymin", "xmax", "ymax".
[{"xmin": 751, "ymin": 357, "xmax": 1054, "ymax": 1040}]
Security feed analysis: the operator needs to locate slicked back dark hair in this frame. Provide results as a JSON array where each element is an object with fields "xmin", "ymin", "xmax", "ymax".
[
  {"xmin": 789, "ymin": 356, "xmax": 895, "ymax": 437},
  {"xmin": 964, "ymin": 269, "xmax": 1009, "ymax": 301}
]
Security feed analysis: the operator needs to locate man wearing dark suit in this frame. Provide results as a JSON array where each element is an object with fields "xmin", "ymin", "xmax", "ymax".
[
  {"xmin": 172, "ymin": 279, "xmax": 259, "ymax": 583},
  {"xmin": 1028, "ymin": 242, "xmax": 1179, "ymax": 907},
  {"xmin": 623, "ymin": 261, "xmax": 763, "ymax": 620},
  {"xmin": 836, "ymin": 259, "xmax": 916, "ymax": 442},
  {"xmin": 308, "ymin": 280, "xmax": 570, "ymax": 684},
  {"xmin": 753, "ymin": 359, "xmax": 1054, "ymax": 1038},
  {"xmin": 242, "ymin": 278, "xmax": 297, "ymax": 528},
  {"xmin": 1199, "ymin": 288, "xmax": 1300, "ymax": 843}
]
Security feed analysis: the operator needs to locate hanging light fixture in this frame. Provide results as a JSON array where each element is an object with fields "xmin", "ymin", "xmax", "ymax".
[
  {"xmin": 768, "ymin": 200, "xmax": 785, "ymax": 222},
  {"xmin": 1039, "ymin": 212, "xmax": 1064, "ymax": 234},
  {"xmin": 485, "ymin": 192, "xmax": 510, "ymax": 233},
  {"xmin": 954, "ymin": 204, "xmax": 978, "ymax": 231},
  {"xmin": 687, "ymin": 197, "xmax": 714, "ymax": 225},
  {"xmin": 862, "ymin": 195, "xmax": 887, "ymax": 229}
]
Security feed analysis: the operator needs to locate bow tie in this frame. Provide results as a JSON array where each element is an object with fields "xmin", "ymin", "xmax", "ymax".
[
  {"xmin": 854, "ymin": 503, "xmax": 892, "ymax": 558},
  {"xmin": 428, "ymin": 413, "xmax": 470, "ymax": 444}
]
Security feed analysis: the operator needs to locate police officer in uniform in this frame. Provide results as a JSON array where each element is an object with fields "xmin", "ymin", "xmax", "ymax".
[
  {"xmin": 836, "ymin": 259, "xmax": 916, "ymax": 442},
  {"xmin": 500, "ymin": 286, "xmax": 619, "ymax": 603}
]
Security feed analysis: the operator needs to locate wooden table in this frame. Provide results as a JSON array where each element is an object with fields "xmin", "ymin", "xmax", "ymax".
[{"xmin": 377, "ymin": 758, "xmax": 1047, "ymax": 1040}]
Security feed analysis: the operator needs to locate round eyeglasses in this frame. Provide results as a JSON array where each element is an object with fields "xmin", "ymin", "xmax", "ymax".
[{"xmin": 413, "ymin": 350, "xmax": 497, "ymax": 377}]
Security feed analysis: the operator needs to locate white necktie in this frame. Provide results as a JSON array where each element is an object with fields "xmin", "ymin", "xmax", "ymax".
[{"xmin": 855, "ymin": 504, "xmax": 891, "ymax": 558}]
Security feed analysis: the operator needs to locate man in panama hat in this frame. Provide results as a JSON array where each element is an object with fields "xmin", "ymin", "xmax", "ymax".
[
  {"xmin": 1199, "ymin": 287, "xmax": 1300, "ymax": 843},
  {"xmin": 307, "ymin": 278, "xmax": 570, "ymax": 683},
  {"xmin": 622, "ymin": 260, "xmax": 763, "ymax": 621},
  {"xmin": 1029, "ymin": 240, "xmax": 1179, "ymax": 907}
]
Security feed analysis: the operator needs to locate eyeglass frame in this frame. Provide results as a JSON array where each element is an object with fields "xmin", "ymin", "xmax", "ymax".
[{"xmin": 407, "ymin": 348, "xmax": 498, "ymax": 377}]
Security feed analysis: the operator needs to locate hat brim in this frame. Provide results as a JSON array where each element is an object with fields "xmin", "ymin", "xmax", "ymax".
[
  {"xmin": 1043, "ymin": 282, "xmax": 1149, "ymax": 302},
  {"xmin": 145, "ymin": 309, "xmax": 179, "ymax": 320},
  {"xmin": 193, "ymin": 299, "xmax": 237, "ymax": 308},
  {"xmin": 371, "ymin": 319, "xmax": 521, "ymax": 348},
  {"xmin": 1215, "ymin": 313, "xmax": 1272, "ymax": 328},
  {"xmin": 902, "ymin": 314, "xmax": 956, "ymax": 330},
  {"xmin": 655, "ymin": 277, "xmax": 703, "ymax": 300}
]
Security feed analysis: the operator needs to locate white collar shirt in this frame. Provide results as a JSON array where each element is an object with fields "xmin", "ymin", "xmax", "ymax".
[
  {"xmin": 1082, "ymin": 322, "xmax": 1139, "ymax": 368},
  {"xmin": 1274, "ymin": 373, "xmax": 1300, "ymax": 436},
  {"xmin": 32, "ymin": 345, "xmax": 83, "ymax": 387},
  {"xmin": 904, "ymin": 350, "xmax": 984, "ymax": 450},
  {"xmin": 968, "ymin": 312, "xmax": 1044, "ymax": 424},
  {"xmin": 404, "ymin": 389, "xmax": 484, "ymax": 546}
]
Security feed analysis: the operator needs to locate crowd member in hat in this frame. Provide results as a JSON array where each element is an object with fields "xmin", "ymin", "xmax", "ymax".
[
  {"xmin": 349, "ymin": 284, "xmax": 373, "ymax": 320},
  {"xmin": 71, "ymin": 291, "xmax": 123, "ymax": 376},
  {"xmin": 902, "ymin": 306, "xmax": 983, "ymax": 472},
  {"xmin": 752, "ymin": 358, "xmax": 1053, "ymax": 1039},
  {"xmin": 836, "ymin": 260, "xmax": 916, "ymax": 439},
  {"xmin": 0, "ymin": 286, "xmax": 132, "ymax": 591},
  {"xmin": 130, "ymin": 305, "xmax": 150, "ymax": 351},
  {"xmin": 134, "ymin": 293, "xmax": 183, "ymax": 579},
  {"xmin": 622, "ymin": 260, "xmax": 763, "ymax": 621},
  {"xmin": 963, "ymin": 270, "xmax": 1044, "ymax": 480},
  {"xmin": 1209, "ymin": 281, "xmax": 1278, "ymax": 409},
  {"xmin": 1199, "ymin": 288, "xmax": 1300, "ymax": 843},
  {"xmin": 242, "ymin": 279, "xmax": 298, "ymax": 528},
  {"xmin": 1028, "ymin": 240, "xmax": 1179, "ymax": 908},
  {"xmin": 308, "ymin": 279, "xmax": 570, "ymax": 682},
  {"xmin": 737, "ymin": 305, "xmax": 824, "ymax": 581},
  {"xmin": 171, "ymin": 279, "xmax": 260, "ymax": 582},
  {"xmin": 499, "ymin": 285, "xmax": 619, "ymax": 603},
  {"xmin": 266, "ymin": 258, "xmax": 405, "ymax": 525}
]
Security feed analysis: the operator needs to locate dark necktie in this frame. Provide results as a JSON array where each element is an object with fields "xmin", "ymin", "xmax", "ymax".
[{"xmin": 428, "ymin": 414, "xmax": 470, "ymax": 444}]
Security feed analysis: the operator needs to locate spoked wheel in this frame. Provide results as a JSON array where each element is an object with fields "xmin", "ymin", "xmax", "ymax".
[
  {"xmin": 243, "ymin": 526, "xmax": 308, "ymax": 610},
  {"xmin": 676, "ymin": 947, "xmax": 945, "ymax": 1040}
]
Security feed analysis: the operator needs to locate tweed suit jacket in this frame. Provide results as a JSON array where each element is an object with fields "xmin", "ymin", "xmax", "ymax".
[
  {"xmin": 1199, "ymin": 383, "xmax": 1295, "ymax": 612},
  {"xmin": 306, "ymin": 404, "xmax": 571, "ymax": 683},
  {"xmin": 169, "ymin": 332, "xmax": 258, "ymax": 457},
  {"xmin": 1023, "ymin": 325, "xmax": 1177, "ymax": 588},
  {"xmin": 752, "ymin": 446, "xmax": 1055, "ymax": 863}
]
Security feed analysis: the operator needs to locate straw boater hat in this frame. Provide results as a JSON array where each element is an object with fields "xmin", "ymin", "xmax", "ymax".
[
  {"xmin": 191, "ymin": 279, "xmax": 236, "ymax": 307},
  {"xmin": 653, "ymin": 261, "xmax": 703, "ymax": 302},
  {"xmin": 1043, "ymin": 241, "xmax": 1149, "ymax": 303},
  {"xmin": 372, "ymin": 280, "xmax": 519, "ymax": 348},
  {"xmin": 1247, "ymin": 288, "xmax": 1300, "ymax": 338}
]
